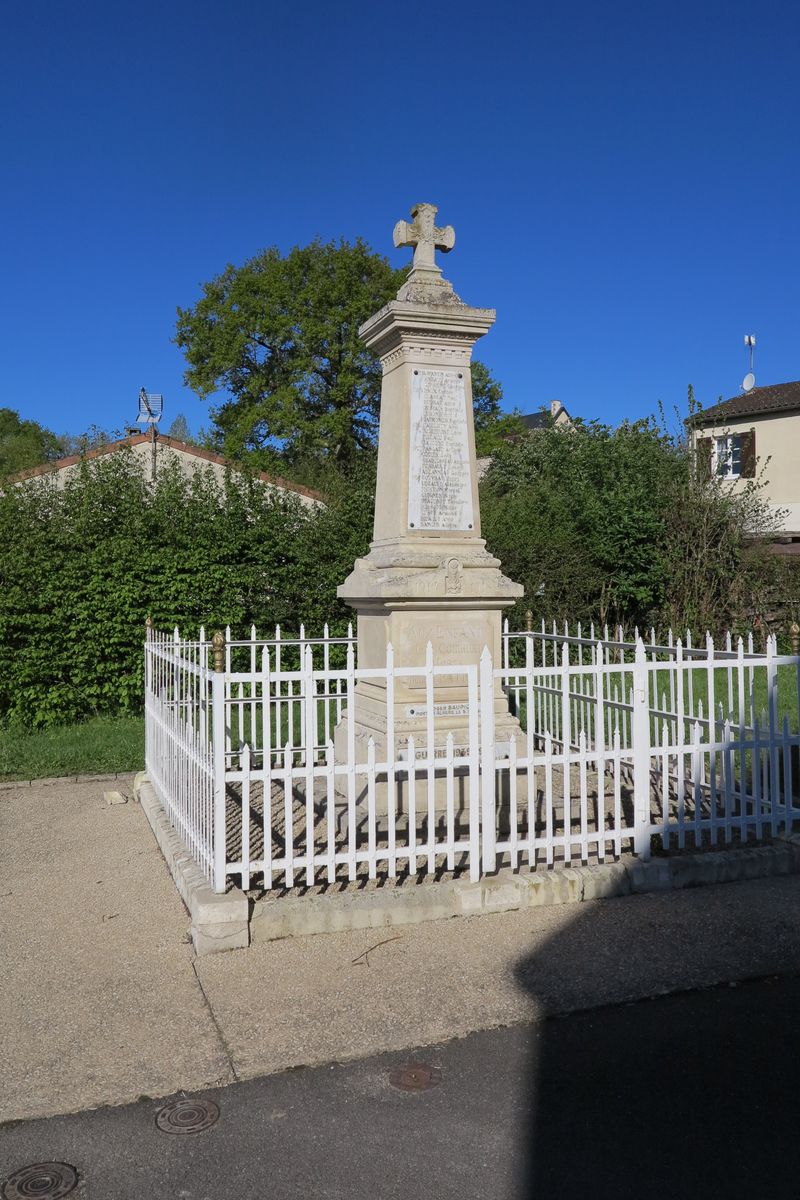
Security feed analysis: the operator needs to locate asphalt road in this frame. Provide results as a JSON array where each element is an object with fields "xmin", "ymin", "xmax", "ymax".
[{"xmin": 3, "ymin": 972, "xmax": 800, "ymax": 1200}]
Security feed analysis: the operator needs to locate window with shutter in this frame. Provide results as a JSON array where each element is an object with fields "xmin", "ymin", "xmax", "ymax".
[
  {"xmin": 713, "ymin": 434, "xmax": 746, "ymax": 479},
  {"xmin": 740, "ymin": 428, "xmax": 756, "ymax": 478}
]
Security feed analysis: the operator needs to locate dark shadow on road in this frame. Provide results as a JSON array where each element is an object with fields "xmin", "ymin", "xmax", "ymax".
[
  {"xmin": 6, "ymin": 877, "xmax": 800, "ymax": 1198},
  {"xmin": 514, "ymin": 882, "xmax": 800, "ymax": 1199}
]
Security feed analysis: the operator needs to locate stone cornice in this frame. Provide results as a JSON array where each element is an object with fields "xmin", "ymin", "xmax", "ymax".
[{"xmin": 359, "ymin": 300, "xmax": 496, "ymax": 358}]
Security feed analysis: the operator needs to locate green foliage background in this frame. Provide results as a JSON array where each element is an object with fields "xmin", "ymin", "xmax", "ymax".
[
  {"xmin": 0, "ymin": 450, "xmax": 374, "ymax": 728},
  {"xmin": 0, "ymin": 408, "xmax": 64, "ymax": 478},
  {"xmin": 175, "ymin": 237, "xmax": 512, "ymax": 479},
  {"xmin": 3, "ymin": 416, "xmax": 798, "ymax": 731},
  {"xmin": 480, "ymin": 416, "xmax": 799, "ymax": 636}
]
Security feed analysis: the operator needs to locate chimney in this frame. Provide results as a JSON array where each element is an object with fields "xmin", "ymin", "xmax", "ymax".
[{"xmin": 550, "ymin": 400, "xmax": 561, "ymax": 418}]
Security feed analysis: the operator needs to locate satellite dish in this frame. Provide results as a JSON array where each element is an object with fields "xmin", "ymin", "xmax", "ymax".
[
  {"xmin": 136, "ymin": 387, "xmax": 164, "ymax": 425},
  {"xmin": 742, "ymin": 372, "xmax": 756, "ymax": 393}
]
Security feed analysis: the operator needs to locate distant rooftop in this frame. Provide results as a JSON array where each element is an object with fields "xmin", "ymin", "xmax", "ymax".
[
  {"xmin": 7, "ymin": 433, "xmax": 324, "ymax": 504},
  {"xmin": 519, "ymin": 400, "xmax": 572, "ymax": 430},
  {"xmin": 692, "ymin": 380, "xmax": 800, "ymax": 426}
]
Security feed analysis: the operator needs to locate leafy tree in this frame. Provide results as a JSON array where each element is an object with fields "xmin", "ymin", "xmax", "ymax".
[
  {"xmin": 58, "ymin": 424, "xmax": 124, "ymax": 456},
  {"xmin": 0, "ymin": 409, "xmax": 63, "ymax": 477},
  {"xmin": 480, "ymin": 412, "xmax": 779, "ymax": 635},
  {"xmin": 166, "ymin": 413, "xmax": 192, "ymax": 442},
  {"xmin": 470, "ymin": 362, "xmax": 529, "ymax": 454},
  {"xmin": 176, "ymin": 238, "xmax": 507, "ymax": 475}
]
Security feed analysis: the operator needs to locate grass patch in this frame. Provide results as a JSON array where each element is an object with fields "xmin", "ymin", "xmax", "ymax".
[{"xmin": 0, "ymin": 715, "xmax": 144, "ymax": 781}]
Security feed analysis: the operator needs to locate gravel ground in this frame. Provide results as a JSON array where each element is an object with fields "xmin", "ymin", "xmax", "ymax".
[{"xmin": 4, "ymin": 773, "xmax": 799, "ymax": 1125}]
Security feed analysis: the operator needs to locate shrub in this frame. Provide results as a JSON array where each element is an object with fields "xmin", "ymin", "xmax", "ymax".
[
  {"xmin": 480, "ymin": 416, "xmax": 782, "ymax": 636},
  {"xmin": 0, "ymin": 449, "xmax": 373, "ymax": 728}
]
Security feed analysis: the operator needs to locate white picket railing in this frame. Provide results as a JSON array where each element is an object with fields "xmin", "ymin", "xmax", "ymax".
[
  {"xmin": 498, "ymin": 628, "xmax": 800, "ymax": 865},
  {"xmin": 144, "ymin": 622, "xmax": 800, "ymax": 894},
  {"xmin": 144, "ymin": 626, "xmax": 215, "ymax": 880}
]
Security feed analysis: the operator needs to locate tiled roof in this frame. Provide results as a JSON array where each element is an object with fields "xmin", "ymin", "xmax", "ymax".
[
  {"xmin": 520, "ymin": 411, "xmax": 549, "ymax": 430},
  {"xmin": 692, "ymin": 380, "xmax": 800, "ymax": 426},
  {"xmin": 7, "ymin": 434, "xmax": 324, "ymax": 502},
  {"xmin": 519, "ymin": 402, "xmax": 570, "ymax": 430}
]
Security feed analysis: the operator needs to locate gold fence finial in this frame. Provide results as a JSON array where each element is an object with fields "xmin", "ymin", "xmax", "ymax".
[
  {"xmin": 145, "ymin": 615, "xmax": 154, "ymax": 635},
  {"xmin": 212, "ymin": 630, "xmax": 225, "ymax": 672},
  {"xmin": 791, "ymin": 621, "xmax": 800, "ymax": 656}
]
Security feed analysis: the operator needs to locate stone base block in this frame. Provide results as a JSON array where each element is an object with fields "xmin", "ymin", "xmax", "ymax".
[{"xmin": 332, "ymin": 711, "xmax": 529, "ymax": 824}]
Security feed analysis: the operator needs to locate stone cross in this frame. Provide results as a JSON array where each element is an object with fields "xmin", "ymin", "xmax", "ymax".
[{"xmin": 393, "ymin": 202, "xmax": 455, "ymax": 275}]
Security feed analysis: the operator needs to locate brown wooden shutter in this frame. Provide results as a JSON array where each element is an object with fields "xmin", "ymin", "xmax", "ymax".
[
  {"xmin": 696, "ymin": 436, "xmax": 713, "ymax": 480},
  {"xmin": 741, "ymin": 428, "xmax": 756, "ymax": 478}
]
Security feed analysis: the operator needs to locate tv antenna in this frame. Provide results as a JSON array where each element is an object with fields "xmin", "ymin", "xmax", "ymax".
[
  {"xmin": 136, "ymin": 387, "xmax": 164, "ymax": 481},
  {"xmin": 742, "ymin": 334, "xmax": 756, "ymax": 393},
  {"xmin": 137, "ymin": 388, "xmax": 163, "ymax": 425}
]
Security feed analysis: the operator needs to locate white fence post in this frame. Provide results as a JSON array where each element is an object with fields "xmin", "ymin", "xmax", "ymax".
[
  {"xmin": 766, "ymin": 635, "xmax": 780, "ymax": 826},
  {"xmin": 632, "ymin": 637, "xmax": 652, "ymax": 860},
  {"xmin": 144, "ymin": 617, "xmax": 153, "ymax": 768},
  {"xmin": 560, "ymin": 642, "xmax": 572, "ymax": 863},
  {"xmin": 480, "ymin": 646, "xmax": 496, "ymax": 874},
  {"xmin": 211, "ymin": 629, "xmax": 227, "ymax": 893}
]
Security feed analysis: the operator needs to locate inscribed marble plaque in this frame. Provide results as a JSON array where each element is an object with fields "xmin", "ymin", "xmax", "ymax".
[
  {"xmin": 405, "ymin": 703, "xmax": 470, "ymax": 718},
  {"xmin": 407, "ymin": 368, "xmax": 474, "ymax": 531}
]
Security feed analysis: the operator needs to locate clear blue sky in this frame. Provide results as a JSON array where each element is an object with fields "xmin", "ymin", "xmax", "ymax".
[{"xmin": 2, "ymin": 0, "xmax": 798, "ymax": 440}]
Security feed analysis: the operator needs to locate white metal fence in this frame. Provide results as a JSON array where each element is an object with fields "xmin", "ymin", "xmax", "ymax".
[
  {"xmin": 144, "ymin": 626, "xmax": 215, "ymax": 880},
  {"xmin": 144, "ymin": 622, "xmax": 800, "ymax": 894}
]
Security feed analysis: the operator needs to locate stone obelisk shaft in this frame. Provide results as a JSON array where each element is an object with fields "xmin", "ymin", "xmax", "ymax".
[{"xmin": 337, "ymin": 203, "xmax": 523, "ymax": 759}]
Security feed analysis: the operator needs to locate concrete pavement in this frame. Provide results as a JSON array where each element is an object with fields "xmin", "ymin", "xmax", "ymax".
[
  {"xmin": 4, "ymin": 976, "xmax": 800, "ymax": 1199},
  {"xmin": 0, "ymin": 777, "xmax": 232, "ymax": 1121},
  {"xmin": 4, "ymin": 775, "xmax": 800, "ymax": 1125}
]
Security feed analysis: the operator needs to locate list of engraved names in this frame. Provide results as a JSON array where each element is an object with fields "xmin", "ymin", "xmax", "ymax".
[{"xmin": 407, "ymin": 368, "xmax": 474, "ymax": 531}]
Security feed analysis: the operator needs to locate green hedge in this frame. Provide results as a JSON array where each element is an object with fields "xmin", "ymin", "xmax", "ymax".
[
  {"xmin": 4, "ymin": 427, "xmax": 799, "ymax": 731},
  {"xmin": 0, "ymin": 450, "xmax": 372, "ymax": 728}
]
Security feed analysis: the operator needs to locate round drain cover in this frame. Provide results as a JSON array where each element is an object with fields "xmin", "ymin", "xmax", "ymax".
[
  {"xmin": 1, "ymin": 1162, "xmax": 78, "ymax": 1199},
  {"xmin": 388, "ymin": 1062, "xmax": 441, "ymax": 1091},
  {"xmin": 155, "ymin": 1097, "xmax": 220, "ymax": 1134}
]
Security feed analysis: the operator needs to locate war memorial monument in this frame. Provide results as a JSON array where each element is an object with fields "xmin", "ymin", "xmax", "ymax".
[{"xmin": 336, "ymin": 202, "xmax": 525, "ymax": 782}]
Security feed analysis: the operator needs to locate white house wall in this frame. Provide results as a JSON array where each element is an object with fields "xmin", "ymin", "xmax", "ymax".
[{"xmin": 694, "ymin": 410, "xmax": 800, "ymax": 535}]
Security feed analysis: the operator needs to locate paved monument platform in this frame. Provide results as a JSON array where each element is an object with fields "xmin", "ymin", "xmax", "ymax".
[{"xmin": 5, "ymin": 775, "xmax": 800, "ymax": 1125}]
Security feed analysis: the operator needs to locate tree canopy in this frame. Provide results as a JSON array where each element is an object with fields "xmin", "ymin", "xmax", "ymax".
[
  {"xmin": 166, "ymin": 413, "xmax": 192, "ymax": 442},
  {"xmin": 176, "ymin": 238, "xmax": 508, "ymax": 476},
  {"xmin": 480, "ymin": 415, "xmax": 784, "ymax": 633},
  {"xmin": 2, "ymin": 418, "xmax": 796, "ymax": 730},
  {"xmin": 0, "ymin": 409, "xmax": 63, "ymax": 478}
]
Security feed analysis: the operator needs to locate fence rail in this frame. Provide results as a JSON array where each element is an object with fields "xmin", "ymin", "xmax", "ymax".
[{"xmin": 144, "ymin": 622, "xmax": 800, "ymax": 895}]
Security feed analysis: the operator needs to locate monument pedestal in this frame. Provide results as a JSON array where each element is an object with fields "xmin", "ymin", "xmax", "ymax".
[
  {"xmin": 334, "ymin": 204, "xmax": 525, "ymax": 814},
  {"xmin": 336, "ymin": 540, "xmax": 523, "ymax": 765}
]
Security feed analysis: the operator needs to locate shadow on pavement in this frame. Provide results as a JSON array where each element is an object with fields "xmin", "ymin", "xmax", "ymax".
[{"xmin": 515, "ymin": 894, "xmax": 800, "ymax": 1199}]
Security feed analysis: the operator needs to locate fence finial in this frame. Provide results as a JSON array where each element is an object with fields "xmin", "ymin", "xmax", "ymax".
[
  {"xmin": 525, "ymin": 609, "xmax": 533, "ymax": 632},
  {"xmin": 791, "ymin": 622, "xmax": 800, "ymax": 656},
  {"xmin": 145, "ymin": 615, "xmax": 153, "ymax": 635},
  {"xmin": 212, "ymin": 630, "xmax": 225, "ymax": 672}
]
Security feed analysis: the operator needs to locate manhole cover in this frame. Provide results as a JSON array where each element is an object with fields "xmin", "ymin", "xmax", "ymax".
[
  {"xmin": 388, "ymin": 1062, "xmax": 441, "ymax": 1091},
  {"xmin": 1, "ymin": 1162, "xmax": 78, "ymax": 1199},
  {"xmin": 155, "ymin": 1097, "xmax": 220, "ymax": 1134}
]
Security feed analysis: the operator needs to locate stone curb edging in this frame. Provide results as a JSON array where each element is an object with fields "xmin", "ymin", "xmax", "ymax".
[
  {"xmin": 133, "ymin": 773, "xmax": 249, "ymax": 956},
  {"xmin": 251, "ymin": 838, "xmax": 800, "ymax": 943},
  {"xmin": 130, "ymin": 769, "xmax": 800, "ymax": 949},
  {"xmin": 0, "ymin": 771, "xmax": 138, "ymax": 791}
]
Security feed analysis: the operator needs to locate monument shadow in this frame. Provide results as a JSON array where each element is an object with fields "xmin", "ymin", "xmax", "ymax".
[{"xmin": 512, "ymin": 878, "xmax": 800, "ymax": 1198}]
